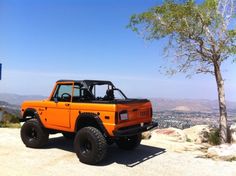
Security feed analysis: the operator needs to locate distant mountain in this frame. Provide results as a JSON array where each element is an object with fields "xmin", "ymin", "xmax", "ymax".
[
  {"xmin": 0, "ymin": 93, "xmax": 236, "ymax": 114},
  {"xmin": 0, "ymin": 93, "xmax": 47, "ymax": 106},
  {"xmin": 150, "ymin": 98, "xmax": 236, "ymax": 113},
  {"xmin": 0, "ymin": 100, "xmax": 10, "ymax": 106},
  {"xmin": 0, "ymin": 100, "xmax": 20, "ymax": 118}
]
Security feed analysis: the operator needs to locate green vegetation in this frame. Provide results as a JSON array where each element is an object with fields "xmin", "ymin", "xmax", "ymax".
[
  {"xmin": 186, "ymin": 138, "xmax": 192, "ymax": 142},
  {"xmin": 208, "ymin": 128, "xmax": 220, "ymax": 145},
  {"xmin": 226, "ymin": 157, "xmax": 236, "ymax": 162},
  {"xmin": 0, "ymin": 111, "xmax": 21, "ymax": 128}
]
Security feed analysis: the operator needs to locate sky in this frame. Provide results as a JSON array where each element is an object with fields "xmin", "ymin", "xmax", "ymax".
[{"xmin": 0, "ymin": 0, "xmax": 235, "ymax": 101}]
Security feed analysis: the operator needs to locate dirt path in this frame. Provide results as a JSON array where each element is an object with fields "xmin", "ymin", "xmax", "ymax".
[{"xmin": 0, "ymin": 128, "xmax": 235, "ymax": 176}]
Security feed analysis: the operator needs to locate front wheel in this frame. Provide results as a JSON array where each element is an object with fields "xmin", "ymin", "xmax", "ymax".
[
  {"xmin": 74, "ymin": 127, "xmax": 107, "ymax": 165},
  {"xmin": 115, "ymin": 134, "xmax": 141, "ymax": 150},
  {"xmin": 20, "ymin": 119, "xmax": 49, "ymax": 148}
]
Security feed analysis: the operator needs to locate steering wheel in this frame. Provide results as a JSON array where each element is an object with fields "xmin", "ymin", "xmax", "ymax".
[{"xmin": 61, "ymin": 93, "xmax": 71, "ymax": 101}]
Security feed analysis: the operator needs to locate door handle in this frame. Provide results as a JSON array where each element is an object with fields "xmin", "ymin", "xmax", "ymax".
[{"xmin": 65, "ymin": 103, "xmax": 70, "ymax": 106}]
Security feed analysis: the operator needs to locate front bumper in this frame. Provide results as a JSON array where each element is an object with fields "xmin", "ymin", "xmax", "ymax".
[{"xmin": 113, "ymin": 121, "xmax": 158, "ymax": 137}]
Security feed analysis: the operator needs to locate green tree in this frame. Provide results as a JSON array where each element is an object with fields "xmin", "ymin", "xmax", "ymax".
[{"xmin": 129, "ymin": 0, "xmax": 236, "ymax": 143}]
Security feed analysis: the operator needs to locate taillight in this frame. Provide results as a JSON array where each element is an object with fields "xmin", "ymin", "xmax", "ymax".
[{"xmin": 119, "ymin": 110, "xmax": 128, "ymax": 121}]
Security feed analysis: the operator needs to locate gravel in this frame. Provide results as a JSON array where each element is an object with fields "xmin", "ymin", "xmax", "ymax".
[{"xmin": 0, "ymin": 128, "xmax": 236, "ymax": 176}]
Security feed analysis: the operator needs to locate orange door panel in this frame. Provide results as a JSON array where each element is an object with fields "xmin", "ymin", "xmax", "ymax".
[{"xmin": 44, "ymin": 101, "xmax": 71, "ymax": 128}]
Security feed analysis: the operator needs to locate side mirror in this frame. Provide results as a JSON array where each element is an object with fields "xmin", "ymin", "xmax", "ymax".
[{"xmin": 54, "ymin": 97, "xmax": 58, "ymax": 103}]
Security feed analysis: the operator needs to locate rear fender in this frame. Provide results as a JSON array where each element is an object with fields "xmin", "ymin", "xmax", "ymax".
[{"xmin": 75, "ymin": 112, "xmax": 109, "ymax": 137}]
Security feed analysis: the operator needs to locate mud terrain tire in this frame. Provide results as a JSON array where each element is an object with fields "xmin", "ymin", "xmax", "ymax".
[
  {"xmin": 74, "ymin": 127, "xmax": 107, "ymax": 165},
  {"xmin": 21, "ymin": 119, "xmax": 49, "ymax": 148}
]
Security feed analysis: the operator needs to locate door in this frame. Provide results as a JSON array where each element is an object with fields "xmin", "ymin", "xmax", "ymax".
[{"xmin": 45, "ymin": 83, "xmax": 73, "ymax": 128}]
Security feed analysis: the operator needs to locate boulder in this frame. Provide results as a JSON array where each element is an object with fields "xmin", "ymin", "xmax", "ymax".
[
  {"xmin": 183, "ymin": 125, "xmax": 213, "ymax": 143},
  {"xmin": 154, "ymin": 128, "xmax": 187, "ymax": 142},
  {"xmin": 230, "ymin": 123, "xmax": 236, "ymax": 144},
  {"xmin": 207, "ymin": 144, "xmax": 236, "ymax": 160},
  {"xmin": 142, "ymin": 131, "xmax": 152, "ymax": 140}
]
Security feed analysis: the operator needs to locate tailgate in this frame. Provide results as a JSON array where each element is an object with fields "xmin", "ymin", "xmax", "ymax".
[{"xmin": 115, "ymin": 100, "xmax": 152, "ymax": 125}]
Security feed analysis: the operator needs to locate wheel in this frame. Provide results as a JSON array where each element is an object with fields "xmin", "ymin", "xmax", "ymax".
[
  {"xmin": 20, "ymin": 119, "xmax": 49, "ymax": 148},
  {"xmin": 74, "ymin": 127, "xmax": 107, "ymax": 165},
  {"xmin": 62, "ymin": 132, "xmax": 75, "ymax": 140},
  {"xmin": 115, "ymin": 134, "xmax": 141, "ymax": 150}
]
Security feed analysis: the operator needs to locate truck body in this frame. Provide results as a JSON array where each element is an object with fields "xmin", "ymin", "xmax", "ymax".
[{"xmin": 20, "ymin": 80, "xmax": 157, "ymax": 164}]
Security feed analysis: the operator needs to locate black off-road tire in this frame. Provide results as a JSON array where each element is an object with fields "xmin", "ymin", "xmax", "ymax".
[
  {"xmin": 20, "ymin": 119, "xmax": 49, "ymax": 148},
  {"xmin": 74, "ymin": 127, "xmax": 107, "ymax": 165},
  {"xmin": 62, "ymin": 132, "xmax": 75, "ymax": 140},
  {"xmin": 115, "ymin": 134, "xmax": 142, "ymax": 150}
]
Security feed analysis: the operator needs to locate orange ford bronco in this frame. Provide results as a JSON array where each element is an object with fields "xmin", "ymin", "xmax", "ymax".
[{"xmin": 20, "ymin": 80, "xmax": 158, "ymax": 165}]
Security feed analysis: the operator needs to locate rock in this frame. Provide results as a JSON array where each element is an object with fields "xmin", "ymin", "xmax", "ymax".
[
  {"xmin": 183, "ymin": 125, "xmax": 213, "ymax": 144},
  {"xmin": 230, "ymin": 123, "xmax": 236, "ymax": 144},
  {"xmin": 142, "ymin": 131, "xmax": 152, "ymax": 140},
  {"xmin": 207, "ymin": 144, "xmax": 236, "ymax": 160},
  {"xmin": 155, "ymin": 128, "xmax": 187, "ymax": 142}
]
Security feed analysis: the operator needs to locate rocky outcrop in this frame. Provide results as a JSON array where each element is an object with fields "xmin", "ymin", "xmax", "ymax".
[
  {"xmin": 154, "ymin": 128, "xmax": 187, "ymax": 142},
  {"xmin": 183, "ymin": 125, "xmax": 213, "ymax": 144},
  {"xmin": 142, "ymin": 131, "xmax": 152, "ymax": 140},
  {"xmin": 153, "ymin": 125, "xmax": 216, "ymax": 144},
  {"xmin": 230, "ymin": 123, "xmax": 236, "ymax": 144},
  {"xmin": 207, "ymin": 144, "xmax": 236, "ymax": 161}
]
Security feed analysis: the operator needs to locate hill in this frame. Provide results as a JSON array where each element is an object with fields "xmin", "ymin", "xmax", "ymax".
[
  {"xmin": 0, "ymin": 93, "xmax": 47, "ymax": 106},
  {"xmin": 0, "ymin": 93, "xmax": 236, "ymax": 114},
  {"xmin": 150, "ymin": 98, "xmax": 236, "ymax": 113}
]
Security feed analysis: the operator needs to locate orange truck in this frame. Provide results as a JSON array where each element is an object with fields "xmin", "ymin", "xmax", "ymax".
[{"xmin": 20, "ymin": 80, "xmax": 158, "ymax": 165}]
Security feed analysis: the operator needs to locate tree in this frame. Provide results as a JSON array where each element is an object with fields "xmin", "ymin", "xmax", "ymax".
[{"xmin": 129, "ymin": 0, "xmax": 236, "ymax": 143}]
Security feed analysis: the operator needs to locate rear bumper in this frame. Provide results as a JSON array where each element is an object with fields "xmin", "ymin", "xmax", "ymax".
[{"xmin": 113, "ymin": 121, "xmax": 158, "ymax": 137}]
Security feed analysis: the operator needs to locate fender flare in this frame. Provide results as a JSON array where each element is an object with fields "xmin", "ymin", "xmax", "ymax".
[
  {"xmin": 21, "ymin": 108, "xmax": 44, "ymax": 127},
  {"xmin": 74, "ymin": 112, "xmax": 109, "ymax": 137}
]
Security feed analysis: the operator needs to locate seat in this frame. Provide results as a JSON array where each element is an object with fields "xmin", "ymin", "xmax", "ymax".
[{"xmin": 103, "ymin": 89, "xmax": 114, "ymax": 100}]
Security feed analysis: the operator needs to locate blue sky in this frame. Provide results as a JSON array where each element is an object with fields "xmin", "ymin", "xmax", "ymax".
[{"xmin": 0, "ymin": 0, "xmax": 235, "ymax": 101}]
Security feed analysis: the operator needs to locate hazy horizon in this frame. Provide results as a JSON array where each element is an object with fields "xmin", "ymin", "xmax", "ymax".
[{"xmin": 0, "ymin": 91, "xmax": 236, "ymax": 103}]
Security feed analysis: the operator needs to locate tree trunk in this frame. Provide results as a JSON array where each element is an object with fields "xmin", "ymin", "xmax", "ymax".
[{"xmin": 213, "ymin": 62, "xmax": 228, "ymax": 144}]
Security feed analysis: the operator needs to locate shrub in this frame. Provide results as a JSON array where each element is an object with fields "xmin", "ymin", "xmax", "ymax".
[
  {"xmin": 0, "ymin": 112, "xmax": 20, "ymax": 128},
  {"xmin": 1, "ymin": 113, "xmax": 19, "ymax": 123},
  {"xmin": 208, "ymin": 128, "xmax": 220, "ymax": 145},
  {"xmin": 186, "ymin": 138, "xmax": 192, "ymax": 142}
]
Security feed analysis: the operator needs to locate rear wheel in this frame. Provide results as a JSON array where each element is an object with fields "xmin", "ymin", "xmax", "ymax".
[
  {"xmin": 20, "ymin": 119, "xmax": 49, "ymax": 148},
  {"xmin": 115, "ymin": 134, "xmax": 141, "ymax": 150},
  {"xmin": 74, "ymin": 127, "xmax": 107, "ymax": 165}
]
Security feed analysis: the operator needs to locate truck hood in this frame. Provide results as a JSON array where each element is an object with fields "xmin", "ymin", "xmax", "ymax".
[{"xmin": 21, "ymin": 99, "xmax": 48, "ymax": 107}]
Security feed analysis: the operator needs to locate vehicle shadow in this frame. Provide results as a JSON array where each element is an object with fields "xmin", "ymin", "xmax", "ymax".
[
  {"xmin": 44, "ymin": 136, "xmax": 74, "ymax": 152},
  {"xmin": 99, "ymin": 144, "xmax": 166, "ymax": 167},
  {"xmin": 45, "ymin": 136, "xmax": 166, "ymax": 167}
]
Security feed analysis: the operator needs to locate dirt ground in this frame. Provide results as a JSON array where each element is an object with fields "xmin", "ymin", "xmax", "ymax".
[{"xmin": 0, "ymin": 128, "xmax": 236, "ymax": 176}]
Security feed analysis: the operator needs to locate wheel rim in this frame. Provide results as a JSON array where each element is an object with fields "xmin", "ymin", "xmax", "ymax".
[
  {"xmin": 80, "ymin": 139, "xmax": 92, "ymax": 156},
  {"xmin": 26, "ymin": 126, "xmax": 38, "ymax": 142}
]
